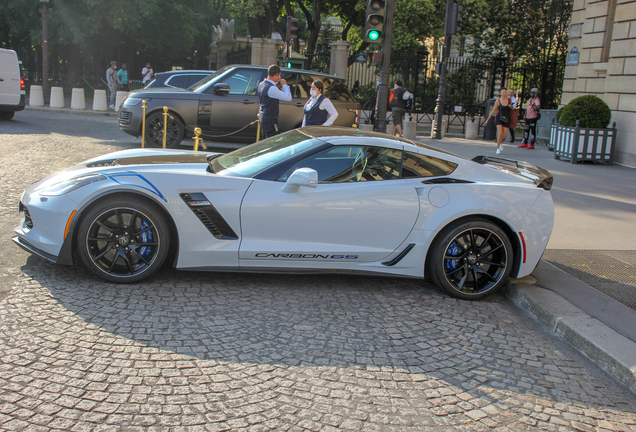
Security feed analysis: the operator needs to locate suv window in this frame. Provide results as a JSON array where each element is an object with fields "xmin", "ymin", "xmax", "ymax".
[
  {"xmin": 320, "ymin": 76, "xmax": 355, "ymax": 102},
  {"xmin": 217, "ymin": 69, "xmax": 263, "ymax": 95},
  {"xmin": 282, "ymin": 72, "xmax": 309, "ymax": 99},
  {"xmin": 401, "ymin": 151, "xmax": 458, "ymax": 178},
  {"xmin": 166, "ymin": 75, "xmax": 188, "ymax": 88},
  {"xmin": 280, "ymin": 146, "xmax": 402, "ymax": 183},
  {"xmin": 186, "ymin": 74, "xmax": 209, "ymax": 87}
]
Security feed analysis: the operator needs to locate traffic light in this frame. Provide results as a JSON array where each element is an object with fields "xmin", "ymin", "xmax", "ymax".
[
  {"xmin": 286, "ymin": 16, "xmax": 299, "ymax": 41},
  {"xmin": 364, "ymin": 0, "xmax": 385, "ymax": 44},
  {"xmin": 448, "ymin": 2, "xmax": 463, "ymax": 35},
  {"xmin": 370, "ymin": 51, "xmax": 383, "ymax": 67}
]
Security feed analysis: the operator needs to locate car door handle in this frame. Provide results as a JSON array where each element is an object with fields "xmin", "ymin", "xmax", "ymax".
[
  {"xmin": 242, "ymin": 100, "xmax": 255, "ymax": 104},
  {"xmin": 0, "ymin": 78, "xmax": 4, "ymax": 81},
  {"xmin": 294, "ymin": 103, "xmax": 304, "ymax": 107}
]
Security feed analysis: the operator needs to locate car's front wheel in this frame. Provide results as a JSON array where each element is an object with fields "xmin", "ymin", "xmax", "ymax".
[
  {"xmin": 428, "ymin": 219, "xmax": 513, "ymax": 300},
  {"xmin": 144, "ymin": 111, "xmax": 184, "ymax": 148},
  {"xmin": 76, "ymin": 197, "xmax": 170, "ymax": 283}
]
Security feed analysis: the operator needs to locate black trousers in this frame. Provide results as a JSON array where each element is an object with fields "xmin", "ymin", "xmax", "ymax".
[
  {"xmin": 523, "ymin": 118, "xmax": 538, "ymax": 143},
  {"xmin": 259, "ymin": 118, "xmax": 278, "ymax": 139}
]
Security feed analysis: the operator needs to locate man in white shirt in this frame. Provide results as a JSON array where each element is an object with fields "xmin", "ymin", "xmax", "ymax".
[
  {"xmin": 257, "ymin": 65, "xmax": 292, "ymax": 139},
  {"xmin": 142, "ymin": 63, "xmax": 153, "ymax": 86}
]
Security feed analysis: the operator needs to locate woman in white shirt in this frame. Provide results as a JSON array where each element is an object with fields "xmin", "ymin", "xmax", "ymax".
[{"xmin": 302, "ymin": 81, "xmax": 338, "ymax": 127}]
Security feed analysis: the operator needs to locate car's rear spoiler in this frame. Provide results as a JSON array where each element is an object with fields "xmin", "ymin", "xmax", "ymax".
[{"xmin": 472, "ymin": 156, "xmax": 553, "ymax": 190}]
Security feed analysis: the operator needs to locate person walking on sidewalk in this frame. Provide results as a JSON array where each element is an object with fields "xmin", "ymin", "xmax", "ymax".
[
  {"xmin": 519, "ymin": 88, "xmax": 541, "ymax": 149},
  {"xmin": 389, "ymin": 80, "xmax": 412, "ymax": 138},
  {"xmin": 485, "ymin": 87, "xmax": 511, "ymax": 155},
  {"xmin": 257, "ymin": 65, "xmax": 292, "ymax": 139},
  {"xmin": 106, "ymin": 61, "xmax": 119, "ymax": 110}
]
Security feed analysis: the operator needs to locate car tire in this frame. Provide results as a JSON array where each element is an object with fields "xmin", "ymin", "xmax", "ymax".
[
  {"xmin": 144, "ymin": 111, "xmax": 184, "ymax": 148},
  {"xmin": 76, "ymin": 197, "xmax": 171, "ymax": 283},
  {"xmin": 428, "ymin": 218, "xmax": 513, "ymax": 300},
  {"xmin": 0, "ymin": 111, "xmax": 15, "ymax": 120}
]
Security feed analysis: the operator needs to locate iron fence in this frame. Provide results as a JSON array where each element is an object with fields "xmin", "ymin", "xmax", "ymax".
[{"xmin": 227, "ymin": 43, "xmax": 252, "ymax": 66}]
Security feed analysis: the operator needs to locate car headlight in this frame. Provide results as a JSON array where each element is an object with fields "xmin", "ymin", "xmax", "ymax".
[
  {"xmin": 39, "ymin": 174, "xmax": 107, "ymax": 196},
  {"xmin": 124, "ymin": 97, "xmax": 144, "ymax": 106}
]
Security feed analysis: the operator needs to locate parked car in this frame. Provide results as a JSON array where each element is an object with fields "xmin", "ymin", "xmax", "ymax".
[
  {"xmin": 144, "ymin": 70, "xmax": 215, "ymax": 89},
  {"xmin": 0, "ymin": 48, "xmax": 26, "ymax": 120},
  {"xmin": 13, "ymin": 127, "xmax": 554, "ymax": 300},
  {"xmin": 119, "ymin": 65, "xmax": 361, "ymax": 146}
]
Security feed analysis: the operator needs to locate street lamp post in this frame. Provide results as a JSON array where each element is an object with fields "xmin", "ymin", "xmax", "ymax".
[
  {"xmin": 40, "ymin": 0, "xmax": 50, "ymax": 100},
  {"xmin": 375, "ymin": 0, "xmax": 395, "ymax": 134}
]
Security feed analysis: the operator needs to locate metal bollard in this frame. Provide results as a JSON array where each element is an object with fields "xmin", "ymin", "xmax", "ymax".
[
  {"xmin": 162, "ymin": 106, "xmax": 169, "ymax": 149},
  {"xmin": 193, "ymin": 127, "xmax": 202, "ymax": 151},
  {"xmin": 255, "ymin": 116, "xmax": 261, "ymax": 142},
  {"xmin": 141, "ymin": 100, "xmax": 147, "ymax": 148}
]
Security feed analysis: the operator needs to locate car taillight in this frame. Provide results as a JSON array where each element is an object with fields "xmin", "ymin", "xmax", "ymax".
[{"xmin": 20, "ymin": 77, "xmax": 25, "ymax": 91}]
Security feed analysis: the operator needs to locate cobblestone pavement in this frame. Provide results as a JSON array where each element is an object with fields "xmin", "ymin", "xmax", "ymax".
[{"xmin": 1, "ymin": 112, "xmax": 636, "ymax": 431}]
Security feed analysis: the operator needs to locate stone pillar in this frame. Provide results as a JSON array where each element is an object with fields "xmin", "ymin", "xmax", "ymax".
[
  {"xmin": 250, "ymin": 38, "xmax": 264, "ymax": 65},
  {"xmin": 262, "ymin": 39, "xmax": 284, "ymax": 66},
  {"xmin": 209, "ymin": 45, "xmax": 218, "ymax": 70},
  {"xmin": 329, "ymin": 41, "xmax": 350, "ymax": 79},
  {"xmin": 216, "ymin": 40, "xmax": 235, "ymax": 69}
]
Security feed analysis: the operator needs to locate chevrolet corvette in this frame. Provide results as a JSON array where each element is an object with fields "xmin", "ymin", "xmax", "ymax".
[{"xmin": 14, "ymin": 127, "xmax": 554, "ymax": 299}]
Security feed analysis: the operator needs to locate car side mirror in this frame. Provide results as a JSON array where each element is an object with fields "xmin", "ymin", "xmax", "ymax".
[
  {"xmin": 281, "ymin": 168, "xmax": 318, "ymax": 193},
  {"xmin": 213, "ymin": 83, "xmax": 230, "ymax": 95}
]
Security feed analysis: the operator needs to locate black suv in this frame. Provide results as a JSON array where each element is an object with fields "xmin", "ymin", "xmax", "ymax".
[{"xmin": 119, "ymin": 65, "xmax": 360, "ymax": 147}]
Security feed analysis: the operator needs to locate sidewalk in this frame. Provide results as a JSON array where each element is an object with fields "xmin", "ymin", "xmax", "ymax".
[{"xmin": 415, "ymin": 135, "xmax": 636, "ymax": 396}]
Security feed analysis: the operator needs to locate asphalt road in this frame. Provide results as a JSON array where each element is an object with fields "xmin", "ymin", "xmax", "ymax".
[{"xmin": 1, "ymin": 111, "xmax": 636, "ymax": 430}]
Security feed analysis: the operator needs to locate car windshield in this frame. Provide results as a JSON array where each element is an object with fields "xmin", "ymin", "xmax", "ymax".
[
  {"xmin": 189, "ymin": 65, "xmax": 234, "ymax": 91},
  {"xmin": 210, "ymin": 130, "xmax": 317, "ymax": 178}
]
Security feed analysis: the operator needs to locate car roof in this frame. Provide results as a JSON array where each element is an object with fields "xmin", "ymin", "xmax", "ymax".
[
  {"xmin": 157, "ymin": 70, "xmax": 215, "ymax": 75},
  {"xmin": 228, "ymin": 65, "xmax": 346, "ymax": 81},
  {"xmin": 297, "ymin": 126, "xmax": 461, "ymax": 157}
]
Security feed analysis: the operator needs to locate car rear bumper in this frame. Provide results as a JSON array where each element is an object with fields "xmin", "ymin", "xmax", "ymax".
[{"xmin": 0, "ymin": 95, "xmax": 26, "ymax": 112}]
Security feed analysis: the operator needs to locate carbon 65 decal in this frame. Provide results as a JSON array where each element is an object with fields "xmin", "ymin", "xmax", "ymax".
[{"xmin": 255, "ymin": 253, "xmax": 359, "ymax": 259}]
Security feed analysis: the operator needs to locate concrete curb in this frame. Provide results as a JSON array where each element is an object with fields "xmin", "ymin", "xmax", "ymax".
[
  {"xmin": 24, "ymin": 105, "xmax": 118, "ymax": 117},
  {"xmin": 506, "ymin": 279, "xmax": 636, "ymax": 396}
]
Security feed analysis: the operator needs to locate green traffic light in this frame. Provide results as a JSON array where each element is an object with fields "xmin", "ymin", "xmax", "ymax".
[{"xmin": 368, "ymin": 30, "xmax": 380, "ymax": 41}]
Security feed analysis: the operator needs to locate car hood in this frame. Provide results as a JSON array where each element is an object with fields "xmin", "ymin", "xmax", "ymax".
[{"xmin": 25, "ymin": 149, "xmax": 222, "ymax": 194}]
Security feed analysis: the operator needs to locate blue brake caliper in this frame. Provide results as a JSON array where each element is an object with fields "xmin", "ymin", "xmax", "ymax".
[
  {"xmin": 445, "ymin": 241, "xmax": 460, "ymax": 273},
  {"xmin": 138, "ymin": 219, "xmax": 152, "ymax": 262}
]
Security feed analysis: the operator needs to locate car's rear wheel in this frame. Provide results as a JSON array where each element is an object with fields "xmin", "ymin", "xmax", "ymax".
[
  {"xmin": 144, "ymin": 111, "xmax": 184, "ymax": 148},
  {"xmin": 77, "ymin": 197, "xmax": 170, "ymax": 283},
  {"xmin": 428, "ymin": 219, "xmax": 513, "ymax": 300},
  {"xmin": 0, "ymin": 111, "xmax": 15, "ymax": 120}
]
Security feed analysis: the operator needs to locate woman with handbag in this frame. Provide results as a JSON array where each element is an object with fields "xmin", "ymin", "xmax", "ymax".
[{"xmin": 485, "ymin": 87, "xmax": 511, "ymax": 155}]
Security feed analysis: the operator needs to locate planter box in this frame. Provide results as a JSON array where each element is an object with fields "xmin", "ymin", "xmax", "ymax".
[{"xmin": 550, "ymin": 121, "xmax": 617, "ymax": 165}]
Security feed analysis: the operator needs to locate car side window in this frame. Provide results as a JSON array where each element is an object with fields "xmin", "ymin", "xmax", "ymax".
[
  {"xmin": 166, "ymin": 75, "xmax": 188, "ymax": 88},
  {"xmin": 222, "ymin": 69, "xmax": 264, "ymax": 95},
  {"xmin": 279, "ymin": 146, "xmax": 402, "ymax": 183},
  {"xmin": 401, "ymin": 151, "xmax": 458, "ymax": 178},
  {"xmin": 187, "ymin": 74, "xmax": 208, "ymax": 87},
  {"xmin": 282, "ymin": 72, "xmax": 309, "ymax": 99},
  {"xmin": 318, "ymin": 76, "xmax": 354, "ymax": 102}
]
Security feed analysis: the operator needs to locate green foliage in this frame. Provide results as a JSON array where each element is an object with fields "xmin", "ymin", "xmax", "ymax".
[
  {"xmin": 555, "ymin": 106, "xmax": 564, "ymax": 123},
  {"xmin": 559, "ymin": 95, "xmax": 612, "ymax": 129}
]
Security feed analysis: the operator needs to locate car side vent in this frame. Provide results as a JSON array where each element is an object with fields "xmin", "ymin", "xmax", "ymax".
[
  {"xmin": 180, "ymin": 193, "xmax": 238, "ymax": 240},
  {"xmin": 382, "ymin": 243, "xmax": 415, "ymax": 266},
  {"xmin": 421, "ymin": 178, "xmax": 474, "ymax": 184}
]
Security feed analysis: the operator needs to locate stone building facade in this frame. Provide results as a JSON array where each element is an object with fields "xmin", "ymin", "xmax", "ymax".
[{"xmin": 562, "ymin": 0, "xmax": 636, "ymax": 166}]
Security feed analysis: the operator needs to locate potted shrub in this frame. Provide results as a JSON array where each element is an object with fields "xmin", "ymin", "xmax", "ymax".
[{"xmin": 550, "ymin": 95, "xmax": 617, "ymax": 164}]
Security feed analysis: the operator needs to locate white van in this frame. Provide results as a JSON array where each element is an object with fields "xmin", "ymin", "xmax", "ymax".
[{"xmin": 0, "ymin": 48, "xmax": 25, "ymax": 120}]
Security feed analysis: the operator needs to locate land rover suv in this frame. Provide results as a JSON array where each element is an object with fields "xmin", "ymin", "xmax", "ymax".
[{"xmin": 118, "ymin": 65, "xmax": 360, "ymax": 147}]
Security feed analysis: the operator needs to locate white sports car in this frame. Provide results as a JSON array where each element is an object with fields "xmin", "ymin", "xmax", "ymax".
[{"xmin": 14, "ymin": 127, "xmax": 554, "ymax": 299}]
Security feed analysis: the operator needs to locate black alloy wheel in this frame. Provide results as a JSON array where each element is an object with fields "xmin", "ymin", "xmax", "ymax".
[
  {"xmin": 77, "ymin": 198, "xmax": 170, "ymax": 283},
  {"xmin": 144, "ymin": 111, "xmax": 184, "ymax": 148},
  {"xmin": 429, "ymin": 219, "xmax": 513, "ymax": 300}
]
